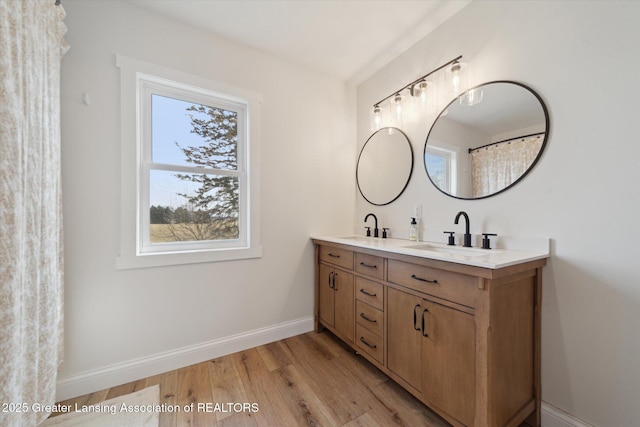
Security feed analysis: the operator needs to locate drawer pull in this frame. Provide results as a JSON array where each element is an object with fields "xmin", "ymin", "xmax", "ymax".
[
  {"xmin": 413, "ymin": 304, "xmax": 422, "ymax": 331},
  {"xmin": 359, "ymin": 337, "xmax": 377, "ymax": 349},
  {"xmin": 411, "ymin": 274, "xmax": 438, "ymax": 284},
  {"xmin": 421, "ymin": 308, "xmax": 429, "ymax": 337},
  {"xmin": 359, "ymin": 313, "xmax": 377, "ymax": 323},
  {"xmin": 359, "ymin": 288, "xmax": 377, "ymax": 297},
  {"xmin": 328, "ymin": 253, "xmax": 341, "ymax": 258},
  {"xmin": 359, "ymin": 262, "xmax": 378, "ymax": 269}
]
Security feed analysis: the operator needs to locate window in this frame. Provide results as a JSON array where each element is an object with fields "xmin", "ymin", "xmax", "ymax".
[
  {"xmin": 140, "ymin": 79, "xmax": 246, "ymax": 253},
  {"xmin": 425, "ymin": 146, "xmax": 457, "ymax": 194},
  {"xmin": 116, "ymin": 56, "xmax": 261, "ymax": 268}
]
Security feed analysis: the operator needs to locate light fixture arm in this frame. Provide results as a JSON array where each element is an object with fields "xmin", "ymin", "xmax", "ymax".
[{"xmin": 372, "ymin": 55, "xmax": 463, "ymax": 108}]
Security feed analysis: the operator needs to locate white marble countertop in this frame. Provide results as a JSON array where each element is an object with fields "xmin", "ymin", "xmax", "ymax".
[{"xmin": 311, "ymin": 234, "xmax": 550, "ymax": 269}]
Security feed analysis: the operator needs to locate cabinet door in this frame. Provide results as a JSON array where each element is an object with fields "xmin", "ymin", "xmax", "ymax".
[
  {"xmin": 318, "ymin": 263, "xmax": 335, "ymax": 327},
  {"xmin": 387, "ymin": 287, "xmax": 423, "ymax": 390},
  {"xmin": 421, "ymin": 300, "xmax": 475, "ymax": 426},
  {"xmin": 333, "ymin": 270, "xmax": 354, "ymax": 342}
]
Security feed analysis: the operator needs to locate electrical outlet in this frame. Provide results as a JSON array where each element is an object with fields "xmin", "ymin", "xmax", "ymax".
[{"xmin": 414, "ymin": 204, "xmax": 422, "ymax": 219}]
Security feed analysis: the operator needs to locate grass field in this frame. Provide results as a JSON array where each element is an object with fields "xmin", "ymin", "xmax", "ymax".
[{"xmin": 150, "ymin": 223, "xmax": 238, "ymax": 243}]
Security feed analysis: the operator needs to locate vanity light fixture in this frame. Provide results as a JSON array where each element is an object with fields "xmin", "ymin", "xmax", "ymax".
[{"xmin": 369, "ymin": 55, "xmax": 465, "ymax": 131}]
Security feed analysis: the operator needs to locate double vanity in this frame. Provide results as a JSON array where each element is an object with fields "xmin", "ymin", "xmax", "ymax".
[
  {"xmin": 343, "ymin": 74, "xmax": 551, "ymax": 426},
  {"xmin": 312, "ymin": 234, "xmax": 548, "ymax": 427}
]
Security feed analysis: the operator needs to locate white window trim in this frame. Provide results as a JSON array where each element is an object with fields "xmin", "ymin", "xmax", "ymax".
[{"xmin": 115, "ymin": 55, "xmax": 261, "ymax": 269}]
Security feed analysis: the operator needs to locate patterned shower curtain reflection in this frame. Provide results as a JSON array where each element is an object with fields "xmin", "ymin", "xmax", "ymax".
[
  {"xmin": 0, "ymin": 1, "xmax": 68, "ymax": 425},
  {"xmin": 471, "ymin": 135, "xmax": 543, "ymax": 198}
]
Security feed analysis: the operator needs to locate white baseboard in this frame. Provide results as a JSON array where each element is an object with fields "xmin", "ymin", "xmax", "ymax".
[
  {"xmin": 542, "ymin": 402, "xmax": 593, "ymax": 427},
  {"xmin": 55, "ymin": 316, "xmax": 314, "ymax": 402}
]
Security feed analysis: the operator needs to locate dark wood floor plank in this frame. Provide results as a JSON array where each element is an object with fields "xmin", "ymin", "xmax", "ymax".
[
  {"xmin": 217, "ymin": 411, "xmax": 259, "ymax": 427},
  {"xmin": 104, "ymin": 377, "xmax": 148, "ymax": 400},
  {"xmin": 145, "ymin": 369, "xmax": 178, "ymax": 427},
  {"xmin": 370, "ymin": 376, "xmax": 449, "ymax": 426},
  {"xmin": 343, "ymin": 412, "xmax": 383, "ymax": 427},
  {"xmin": 207, "ymin": 355, "xmax": 250, "ymax": 423},
  {"xmin": 280, "ymin": 334, "xmax": 369, "ymax": 424},
  {"xmin": 175, "ymin": 361, "xmax": 217, "ymax": 427},
  {"xmin": 257, "ymin": 340, "xmax": 293, "ymax": 372},
  {"xmin": 273, "ymin": 364, "xmax": 339, "ymax": 426},
  {"xmin": 232, "ymin": 347, "xmax": 300, "ymax": 427}
]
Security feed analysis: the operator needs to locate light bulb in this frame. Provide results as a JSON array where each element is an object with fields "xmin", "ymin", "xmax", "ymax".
[
  {"xmin": 390, "ymin": 93, "xmax": 403, "ymax": 125},
  {"xmin": 369, "ymin": 105, "xmax": 383, "ymax": 131},
  {"xmin": 446, "ymin": 61, "xmax": 467, "ymax": 97},
  {"xmin": 413, "ymin": 80, "xmax": 433, "ymax": 111},
  {"xmin": 451, "ymin": 63, "xmax": 461, "ymax": 93}
]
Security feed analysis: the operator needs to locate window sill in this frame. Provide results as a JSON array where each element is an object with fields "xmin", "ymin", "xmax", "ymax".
[{"xmin": 115, "ymin": 246, "xmax": 262, "ymax": 270}]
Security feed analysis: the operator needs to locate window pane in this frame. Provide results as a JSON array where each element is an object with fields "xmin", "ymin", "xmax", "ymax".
[
  {"xmin": 152, "ymin": 94, "xmax": 238, "ymax": 170},
  {"xmin": 426, "ymin": 152, "xmax": 449, "ymax": 191},
  {"xmin": 149, "ymin": 170, "xmax": 239, "ymax": 243}
]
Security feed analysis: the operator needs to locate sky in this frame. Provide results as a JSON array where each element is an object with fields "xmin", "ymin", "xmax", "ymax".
[{"xmin": 150, "ymin": 95, "xmax": 216, "ymax": 208}]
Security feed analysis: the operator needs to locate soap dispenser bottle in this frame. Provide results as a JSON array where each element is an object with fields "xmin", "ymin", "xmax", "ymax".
[{"xmin": 409, "ymin": 218, "xmax": 418, "ymax": 241}]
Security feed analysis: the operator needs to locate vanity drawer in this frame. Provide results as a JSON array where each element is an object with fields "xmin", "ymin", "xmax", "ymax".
[
  {"xmin": 355, "ymin": 252, "xmax": 384, "ymax": 280},
  {"xmin": 319, "ymin": 246, "xmax": 354, "ymax": 270},
  {"xmin": 387, "ymin": 259, "xmax": 477, "ymax": 308},
  {"xmin": 356, "ymin": 324, "xmax": 384, "ymax": 364},
  {"xmin": 355, "ymin": 277, "xmax": 384, "ymax": 310},
  {"xmin": 356, "ymin": 300, "xmax": 383, "ymax": 336}
]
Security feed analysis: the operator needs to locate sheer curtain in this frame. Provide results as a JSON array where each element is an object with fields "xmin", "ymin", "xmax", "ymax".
[
  {"xmin": 0, "ymin": 1, "xmax": 68, "ymax": 425},
  {"xmin": 471, "ymin": 135, "xmax": 543, "ymax": 198}
]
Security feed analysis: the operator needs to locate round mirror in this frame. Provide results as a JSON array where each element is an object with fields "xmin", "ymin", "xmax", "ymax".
[
  {"xmin": 424, "ymin": 81, "xmax": 549, "ymax": 199},
  {"xmin": 357, "ymin": 127, "xmax": 414, "ymax": 205}
]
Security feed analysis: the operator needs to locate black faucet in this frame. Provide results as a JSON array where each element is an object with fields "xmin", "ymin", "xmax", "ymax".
[
  {"xmin": 454, "ymin": 211, "xmax": 472, "ymax": 247},
  {"xmin": 364, "ymin": 213, "xmax": 379, "ymax": 238}
]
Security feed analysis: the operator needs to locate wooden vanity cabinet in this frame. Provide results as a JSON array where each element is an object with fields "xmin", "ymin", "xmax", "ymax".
[
  {"xmin": 355, "ymin": 277, "xmax": 385, "ymax": 363},
  {"xmin": 318, "ymin": 263, "xmax": 354, "ymax": 342},
  {"xmin": 386, "ymin": 286, "xmax": 423, "ymax": 390},
  {"xmin": 317, "ymin": 246, "xmax": 355, "ymax": 343},
  {"xmin": 387, "ymin": 286, "xmax": 475, "ymax": 425},
  {"xmin": 313, "ymin": 239, "xmax": 545, "ymax": 427},
  {"xmin": 421, "ymin": 298, "xmax": 476, "ymax": 426}
]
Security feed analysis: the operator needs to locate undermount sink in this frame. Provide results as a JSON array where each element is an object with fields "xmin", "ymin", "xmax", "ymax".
[{"xmin": 403, "ymin": 243, "xmax": 493, "ymax": 258}]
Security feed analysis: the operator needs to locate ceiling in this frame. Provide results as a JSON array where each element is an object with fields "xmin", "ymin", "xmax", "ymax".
[
  {"xmin": 127, "ymin": 0, "xmax": 471, "ymax": 85},
  {"xmin": 445, "ymin": 83, "xmax": 547, "ymax": 135}
]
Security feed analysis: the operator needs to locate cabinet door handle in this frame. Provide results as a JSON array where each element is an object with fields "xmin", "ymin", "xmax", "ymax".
[
  {"xmin": 359, "ymin": 288, "xmax": 377, "ymax": 297},
  {"xmin": 413, "ymin": 304, "xmax": 422, "ymax": 331},
  {"xmin": 328, "ymin": 253, "xmax": 341, "ymax": 258},
  {"xmin": 421, "ymin": 308, "xmax": 429, "ymax": 337},
  {"xmin": 333, "ymin": 272, "xmax": 338, "ymax": 291},
  {"xmin": 359, "ymin": 262, "xmax": 377, "ymax": 269},
  {"xmin": 359, "ymin": 337, "xmax": 377, "ymax": 349},
  {"xmin": 328, "ymin": 272, "xmax": 334, "ymax": 289},
  {"xmin": 359, "ymin": 313, "xmax": 377, "ymax": 323},
  {"xmin": 411, "ymin": 274, "xmax": 438, "ymax": 284}
]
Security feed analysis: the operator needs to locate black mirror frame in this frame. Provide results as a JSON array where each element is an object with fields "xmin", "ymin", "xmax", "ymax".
[
  {"xmin": 423, "ymin": 80, "xmax": 550, "ymax": 200},
  {"xmin": 357, "ymin": 127, "xmax": 414, "ymax": 206}
]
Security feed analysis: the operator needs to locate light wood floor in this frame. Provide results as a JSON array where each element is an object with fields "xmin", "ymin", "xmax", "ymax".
[{"xmin": 51, "ymin": 331, "xmax": 452, "ymax": 426}]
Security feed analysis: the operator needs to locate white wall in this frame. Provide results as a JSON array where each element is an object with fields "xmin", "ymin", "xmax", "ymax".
[
  {"xmin": 356, "ymin": 1, "xmax": 640, "ymax": 426},
  {"xmin": 59, "ymin": 0, "xmax": 355, "ymax": 399}
]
